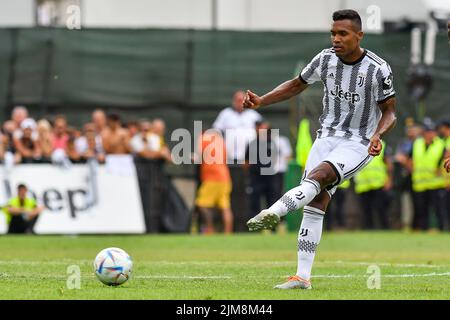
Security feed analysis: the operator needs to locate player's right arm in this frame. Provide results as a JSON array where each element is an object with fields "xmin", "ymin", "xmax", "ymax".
[{"xmin": 243, "ymin": 77, "xmax": 308, "ymax": 110}]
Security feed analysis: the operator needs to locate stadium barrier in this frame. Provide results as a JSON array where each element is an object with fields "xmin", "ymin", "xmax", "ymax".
[
  {"xmin": 0, "ymin": 155, "xmax": 190, "ymax": 234},
  {"xmin": 134, "ymin": 158, "xmax": 190, "ymax": 233}
]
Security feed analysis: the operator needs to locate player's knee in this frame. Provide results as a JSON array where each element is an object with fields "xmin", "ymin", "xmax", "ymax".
[{"xmin": 307, "ymin": 165, "xmax": 337, "ymax": 188}]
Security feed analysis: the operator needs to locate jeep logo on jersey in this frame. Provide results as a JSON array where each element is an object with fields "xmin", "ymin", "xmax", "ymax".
[{"xmin": 330, "ymin": 85, "xmax": 361, "ymax": 104}]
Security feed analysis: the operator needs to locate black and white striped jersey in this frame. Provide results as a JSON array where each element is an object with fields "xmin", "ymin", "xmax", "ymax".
[{"xmin": 299, "ymin": 48, "xmax": 395, "ymax": 146}]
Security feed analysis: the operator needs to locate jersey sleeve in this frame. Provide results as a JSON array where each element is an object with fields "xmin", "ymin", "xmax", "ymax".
[
  {"xmin": 299, "ymin": 51, "xmax": 323, "ymax": 84},
  {"xmin": 374, "ymin": 62, "xmax": 395, "ymax": 103}
]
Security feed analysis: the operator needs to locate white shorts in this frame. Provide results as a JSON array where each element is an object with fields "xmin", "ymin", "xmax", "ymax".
[{"xmin": 302, "ymin": 136, "xmax": 373, "ymax": 197}]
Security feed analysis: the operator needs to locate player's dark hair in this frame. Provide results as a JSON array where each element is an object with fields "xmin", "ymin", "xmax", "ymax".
[{"xmin": 333, "ymin": 9, "xmax": 362, "ymax": 31}]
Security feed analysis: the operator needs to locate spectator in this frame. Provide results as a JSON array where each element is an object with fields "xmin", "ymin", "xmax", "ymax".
[
  {"xmin": 244, "ymin": 121, "xmax": 279, "ymax": 221},
  {"xmin": 130, "ymin": 121, "xmax": 170, "ymax": 161},
  {"xmin": 92, "ymin": 109, "xmax": 107, "ymax": 135},
  {"xmin": 152, "ymin": 119, "xmax": 165, "ymax": 143},
  {"xmin": 75, "ymin": 122, "xmax": 105, "ymax": 163},
  {"xmin": 326, "ymin": 180, "xmax": 350, "ymax": 231},
  {"xmin": 213, "ymin": 91, "xmax": 262, "ymax": 163},
  {"xmin": 14, "ymin": 118, "xmax": 41, "ymax": 163},
  {"xmin": 213, "ymin": 90, "xmax": 262, "ymax": 231},
  {"xmin": 66, "ymin": 128, "xmax": 82, "ymax": 163},
  {"xmin": 152, "ymin": 118, "xmax": 171, "ymax": 162},
  {"xmin": 394, "ymin": 120, "xmax": 423, "ymax": 229},
  {"xmin": 52, "ymin": 115, "xmax": 69, "ymax": 152},
  {"xmin": 273, "ymin": 134, "xmax": 293, "ymax": 200},
  {"xmin": 354, "ymin": 141, "xmax": 394, "ymax": 229},
  {"xmin": 36, "ymin": 119, "xmax": 53, "ymax": 163},
  {"xmin": 395, "ymin": 120, "xmax": 422, "ymax": 180},
  {"xmin": 102, "ymin": 114, "xmax": 130, "ymax": 154},
  {"xmin": 3, "ymin": 184, "xmax": 44, "ymax": 234},
  {"xmin": 2, "ymin": 120, "xmax": 17, "ymax": 152},
  {"xmin": 411, "ymin": 121, "xmax": 447, "ymax": 231},
  {"xmin": 438, "ymin": 119, "xmax": 450, "ymax": 147},
  {"xmin": 11, "ymin": 106, "xmax": 29, "ymax": 130},
  {"xmin": 126, "ymin": 120, "xmax": 139, "ymax": 139},
  {"xmin": 1, "ymin": 121, "xmax": 21, "ymax": 167},
  {"xmin": 50, "ymin": 115, "xmax": 71, "ymax": 167},
  {"xmin": 195, "ymin": 129, "xmax": 233, "ymax": 234}
]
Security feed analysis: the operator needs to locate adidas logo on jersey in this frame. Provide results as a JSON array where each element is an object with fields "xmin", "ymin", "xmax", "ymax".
[
  {"xmin": 328, "ymin": 72, "xmax": 335, "ymax": 79},
  {"xmin": 330, "ymin": 85, "xmax": 361, "ymax": 104},
  {"xmin": 337, "ymin": 163, "xmax": 345, "ymax": 170}
]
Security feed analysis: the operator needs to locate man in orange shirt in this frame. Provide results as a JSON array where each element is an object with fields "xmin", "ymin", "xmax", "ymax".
[{"xmin": 195, "ymin": 129, "xmax": 233, "ymax": 234}]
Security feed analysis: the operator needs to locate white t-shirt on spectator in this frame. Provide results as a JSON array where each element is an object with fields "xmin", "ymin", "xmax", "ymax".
[
  {"xmin": 130, "ymin": 133, "xmax": 161, "ymax": 154},
  {"xmin": 75, "ymin": 135, "xmax": 104, "ymax": 155},
  {"xmin": 212, "ymin": 107, "xmax": 262, "ymax": 162},
  {"xmin": 13, "ymin": 129, "xmax": 38, "ymax": 141}
]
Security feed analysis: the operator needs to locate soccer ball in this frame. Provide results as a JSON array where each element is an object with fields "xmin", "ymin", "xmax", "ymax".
[{"xmin": 94, "ymin": 247, "xmax": 133, "ymax": 286}]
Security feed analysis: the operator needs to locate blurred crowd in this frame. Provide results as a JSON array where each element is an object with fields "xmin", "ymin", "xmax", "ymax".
[
  {"xmin": 327, "ymin": 117, "xmax": 450, "ymax": 232},
  {"xmin": 0, "ymin": 106, "xmax": 171, "ymax": 168},
  {"xmin": 194, "ymin": 91, "xmax": 450, "ymax": 234},
  {"xmin": 1, "ymin": 97, "xmax": 449, "ymax": 234}
]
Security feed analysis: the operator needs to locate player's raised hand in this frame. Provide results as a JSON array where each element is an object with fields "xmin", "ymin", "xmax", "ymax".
[
  {"xmin": 444, "ymin": 157, "xmax": 450, "ymax": 173},
  {"xmin": 243, "ymin": 90, "xmax": 262, "ymax": 110},
  {"xmin": 368, "ymin": 134, "xmax": 382, "ymax": 156}
]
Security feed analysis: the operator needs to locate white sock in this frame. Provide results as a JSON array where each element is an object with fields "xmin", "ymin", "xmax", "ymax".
[
  {"xmin": 296, "ymin": 206, "xmax": 324, "ymax": 281},
  {"xmin": 268, "ymin": 179, "xmax": 321, "ymax": 217}
]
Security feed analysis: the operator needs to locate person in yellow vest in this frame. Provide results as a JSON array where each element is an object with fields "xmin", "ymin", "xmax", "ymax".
[
  {"xmin": 3, "ymin": 184, "xmax": 44, "ymax": 234},
  {"xmin": 325, "ymin": 179, "xmax": 350, "ymax": 230},
  {"xmin": 411, "ymin": 122, "xmax": 447, "ymax": 231},
  {"xmin": 296, "ymin": 118, "xmax": 350, "ymax": 230},
  {"xmin": 354, "ymin": 141, "xmax": 393, "ymax": 229},
  {"xmin": 394, "ymin": 121, "xmax": 423, "ymax": 230}
]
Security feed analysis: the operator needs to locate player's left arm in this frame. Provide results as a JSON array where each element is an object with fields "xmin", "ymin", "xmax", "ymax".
[
  {"xmin": 369, "ymin": 62, "xmax": 397, "ymax": 156},
  {"xmin": 368, "ymin": 97, "xmax": 397, "ymax": 156}
]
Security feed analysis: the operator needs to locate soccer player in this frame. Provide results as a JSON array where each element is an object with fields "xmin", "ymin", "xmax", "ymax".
[{"xmin": 244, "ymin": 9, "xmax": 397, "ymax": 289}]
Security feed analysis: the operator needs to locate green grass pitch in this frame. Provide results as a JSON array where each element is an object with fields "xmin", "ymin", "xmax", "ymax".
[{"xmin": 0, "ymin": 231, "xmax": 450, "ymax": 300}]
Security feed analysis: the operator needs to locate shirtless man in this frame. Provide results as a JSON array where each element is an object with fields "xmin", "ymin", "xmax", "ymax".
[{"xmin": 101, "ymin": 114, "xmax": 130, "ymax": 154}]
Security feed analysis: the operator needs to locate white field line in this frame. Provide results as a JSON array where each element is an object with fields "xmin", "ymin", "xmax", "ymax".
[
  {"xmin": 2, "ymin": 272, "xmax": 450, "ymax": 280},
  {"xmin": 331, "ymin": 260, "xmax": 445, "ymax": 269},
  {"xmin": 136, "ymin": 273, "xmax": 450, "ymax": 279},
  {"xmin": 312, "ymin": 272, "xmax": 450, "ymax": 279},
  {"xmin": 0, "ymin": 259, "xmax": 450, "ymax": 280},
  {"xmin": 0, "ymin": 260, "xmax": 448, "ymax": 269}
]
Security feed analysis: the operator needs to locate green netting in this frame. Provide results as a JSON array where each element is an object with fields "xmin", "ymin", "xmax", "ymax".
[
  {"xmin": 0, "ymin": 29, "xmax": 12, "ymax": 113},
  {"xmin": 0, "ymin": 28, "xmax": 448, "ymax": 141}
]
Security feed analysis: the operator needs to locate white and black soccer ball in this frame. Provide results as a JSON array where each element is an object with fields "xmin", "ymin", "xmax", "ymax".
[{"xmin": 94, "ymin": 247, "xmax": 133, "ymax": 286}]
